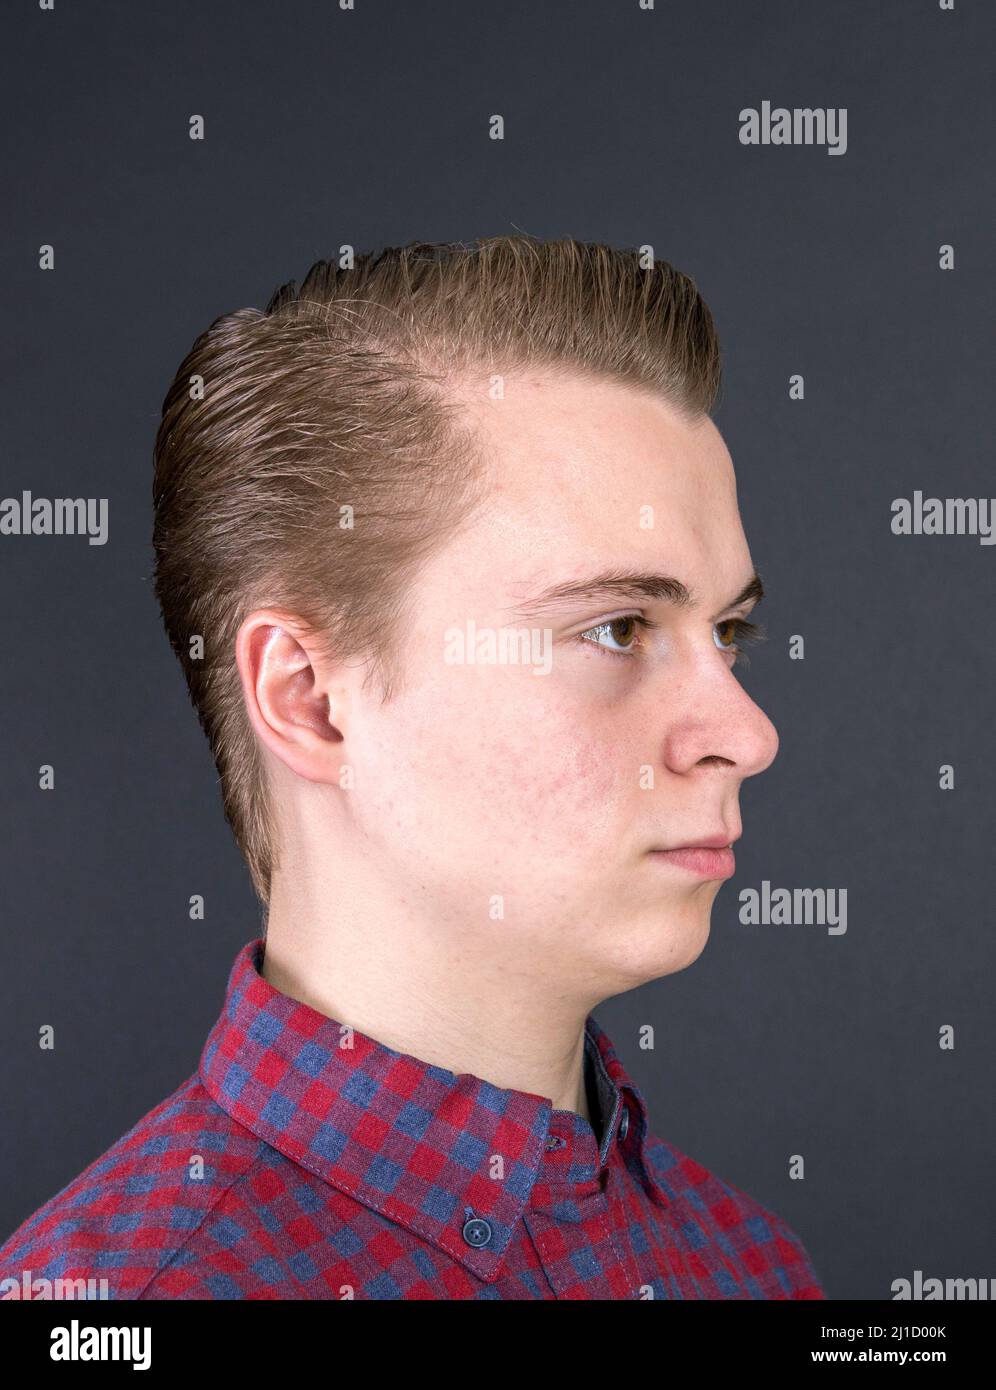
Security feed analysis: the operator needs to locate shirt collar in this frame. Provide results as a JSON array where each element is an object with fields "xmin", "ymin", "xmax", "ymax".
[{"xmin": 199, "ymin": 938, "xmax": 658, "ymax": 1281}]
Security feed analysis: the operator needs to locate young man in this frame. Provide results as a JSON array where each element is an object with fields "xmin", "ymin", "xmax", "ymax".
[{"xmin": 0, "ymin": 237, "xmax": 825, "ymax": 1300}]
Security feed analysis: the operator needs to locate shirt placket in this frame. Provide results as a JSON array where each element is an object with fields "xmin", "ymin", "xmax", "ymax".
[{"xmin": 521, "ymin": 1113, "xmax": 639, "ymax": 1299}]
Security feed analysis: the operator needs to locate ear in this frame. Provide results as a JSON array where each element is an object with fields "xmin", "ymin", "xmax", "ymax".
[{"xmin": 235, "ymin": 608, "xmax": 351, "ymax": 786}]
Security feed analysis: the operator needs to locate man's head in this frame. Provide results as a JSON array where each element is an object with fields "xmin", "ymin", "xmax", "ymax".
[{"xmin": 153, "ymin": 236, "xmax": 777, "ymax": 999}]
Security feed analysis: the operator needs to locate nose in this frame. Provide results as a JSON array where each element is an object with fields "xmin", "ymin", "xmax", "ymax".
[{"xmin": 657, "ymin": 662, "xmax": 780, "ymax": 779}]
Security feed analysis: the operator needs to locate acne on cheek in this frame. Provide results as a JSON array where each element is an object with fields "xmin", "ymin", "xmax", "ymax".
[
  {"xmin": 404, "ymin": 678, "xmax": 621, "ymax": 815},
  {"xmin": 556, "ymin": 738, "xmax": 622, "ymax": 804},
  {"xmin": 433, "ymin": 700, "xmax": 607, "ymax": 811},
  {"xmin": 514, "ymin": 726, "xmax": 623, "ymax": 812}
]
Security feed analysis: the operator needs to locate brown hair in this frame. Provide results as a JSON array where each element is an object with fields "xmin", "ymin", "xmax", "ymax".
[{"xmin": 151, "ymin": 235, "xmax": 722, "ymax": 907}]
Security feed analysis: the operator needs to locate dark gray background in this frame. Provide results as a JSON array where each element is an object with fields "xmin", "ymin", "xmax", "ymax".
[{"xmin": 2, "ymin": 0, "xmax": 993, "ymax": 1302}]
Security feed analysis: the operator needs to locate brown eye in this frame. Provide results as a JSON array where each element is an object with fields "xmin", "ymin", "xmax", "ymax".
[
  {"xmin": 608, "ymin": 616, "xmax": 638, "ymax": 648},
  {"xmin": 713, "ymin": 616, "xmax": 765, "ymax": 663},
  {"xmin": 578, "ymin": 614, "xmax": 654, "ymax": 657}
]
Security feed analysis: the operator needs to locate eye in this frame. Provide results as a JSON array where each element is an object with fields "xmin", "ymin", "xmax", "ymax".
[
  {"xmin": 576, "ymin": 613, "xmax": 659, "ymax": 658},
  {"xmin": 713, "ymin": 617, "xmax": 764, "ymax": 664}
]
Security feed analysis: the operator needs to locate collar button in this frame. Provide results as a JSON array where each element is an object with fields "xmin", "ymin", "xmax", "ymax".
[{"xmin": 462, "ymin": 1213, "xmax": 493, "ymax": 1248}]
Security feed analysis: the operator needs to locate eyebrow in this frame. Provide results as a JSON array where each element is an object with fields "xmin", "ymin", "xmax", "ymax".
[{"xmin": 505, "ymin": 569, "xmax": 764, "ymax": 621}]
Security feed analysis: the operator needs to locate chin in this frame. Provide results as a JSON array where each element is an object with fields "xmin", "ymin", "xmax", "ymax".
[{"xmin": 601, "ymin": 904, "xmax": 714, "ymax": 991}]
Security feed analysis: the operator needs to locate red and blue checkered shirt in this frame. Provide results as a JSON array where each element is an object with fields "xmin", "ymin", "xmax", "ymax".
[{"xmin": 0, "ymin": 938, "xmax": 825, "ymax": 1300}]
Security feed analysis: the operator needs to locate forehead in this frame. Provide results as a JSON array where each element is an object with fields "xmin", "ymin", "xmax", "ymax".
[{"xmin": 443, "ymin": 372, "xmax": 746, "ymax": 599}]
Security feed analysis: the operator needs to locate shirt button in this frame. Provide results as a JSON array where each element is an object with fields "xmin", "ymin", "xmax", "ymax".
[
  {"xmin": 462, "ymin": 1214, "xmax": 493, "ymax": 1248},
  {"xmin": 618, "ymin": 1108, "xmax": 630, "ymax": 1141}
]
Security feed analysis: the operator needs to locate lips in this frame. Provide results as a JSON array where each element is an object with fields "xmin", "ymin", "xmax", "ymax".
[
  {"xmin": 648, "ymin": 831, "xmax": 739, "ymax": 879},
  {"xmin": 655, "ymin": 830, "xmax": 741, "ymax": 851}
]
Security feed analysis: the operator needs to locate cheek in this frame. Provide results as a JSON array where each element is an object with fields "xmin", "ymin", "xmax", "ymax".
[
  {"xmin": 467, "ymin": 705, "xmax": 628, "ymax": 838},
  {"xmin": 371, "ymin": 680, "xmax": 631, "ymax": 852}
]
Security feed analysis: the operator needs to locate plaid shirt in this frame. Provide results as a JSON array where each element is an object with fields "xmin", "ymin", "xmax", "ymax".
[{"xmin": 0, "ymin": 938, "xmax": 825, "ymax": 1300}]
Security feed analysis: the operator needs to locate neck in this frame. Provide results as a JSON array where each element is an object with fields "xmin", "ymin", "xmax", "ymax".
[{"xmin": 259, "ymin": 860, "xmax": 594, "ymax": 1121}]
